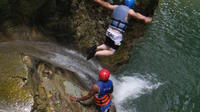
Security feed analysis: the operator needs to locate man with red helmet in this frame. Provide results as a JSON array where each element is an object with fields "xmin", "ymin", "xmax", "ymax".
[{"xmin": 70, "ymin": 68, "xmax": 113, "ymax": 112}]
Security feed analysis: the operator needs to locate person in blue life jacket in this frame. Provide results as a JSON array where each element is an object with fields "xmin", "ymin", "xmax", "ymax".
[
  {"xmin": 87, "ymin": 0, "xmax": 152, "ymax": 60},
  {"xmin": 70, "ymin": 68, "xmax": 113, "ymax": 112}
]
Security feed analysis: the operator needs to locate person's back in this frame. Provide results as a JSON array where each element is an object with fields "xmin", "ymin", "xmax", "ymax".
[
  {"xmin": 109, "ymin": 5, "xmax": 130, "ymax": 33},
  {"xmin": 94, "ymin": 79, "xmax": 113, "ymax": 108},
  {"xmin": 86, "ymin": 0, "xmax": 152, "ymax": 60}
]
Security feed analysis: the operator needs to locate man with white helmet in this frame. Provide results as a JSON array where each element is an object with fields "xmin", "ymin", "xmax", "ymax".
[
  {"xmin": 70, "ymin": 68, "xmax": 113, "ymax": 112},
  {"xmin": 87, "ymin": 0, "xmax": 152, "ymax": 60}
]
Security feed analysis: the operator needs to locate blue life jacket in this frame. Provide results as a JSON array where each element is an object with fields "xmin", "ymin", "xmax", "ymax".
[
  {"xmin": 94, "ymin": 80, "xmax": 113, "ymax": 106},
  {"xmin": 97, "ymin": 80, "xmax": 113, "ymax": 97},
  {"xmin": 110, "ymin": 5, "xmax": 130, "ymax": 33}
]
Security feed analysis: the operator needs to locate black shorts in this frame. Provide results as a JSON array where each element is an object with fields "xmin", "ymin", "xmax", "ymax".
[{"xmin": 104, "ymin": 36, "xmax": 120, "ymax": 50}]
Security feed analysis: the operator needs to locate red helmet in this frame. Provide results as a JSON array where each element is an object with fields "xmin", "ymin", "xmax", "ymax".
[{"xmin": 99, "ymin": 68, "xmax": 110, "ymax": 81}]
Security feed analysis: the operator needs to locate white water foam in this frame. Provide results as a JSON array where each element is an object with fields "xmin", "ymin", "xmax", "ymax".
[
  {"xmin": 111, "ymin": 75, "xmax": 162, "ymax": 112},
  {"xmin": 0, "ymin": 41, "xmax": 162, "ymax": 112},
  {"xmin": 27, "ymin": 43, "xmax": 162, "ymax": 112},
  {"xmin": 48, "ymin": 49, "xmax": 162, "ymax": 112}
]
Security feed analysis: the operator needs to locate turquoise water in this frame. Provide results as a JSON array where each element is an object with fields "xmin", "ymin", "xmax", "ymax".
[{"xmin": 119, "ymin": 0, "xmax": 200, "ymax": 111}]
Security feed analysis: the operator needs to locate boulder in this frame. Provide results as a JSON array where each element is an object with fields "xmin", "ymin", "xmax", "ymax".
[{"xmin": 0, "ymin": 51, "xmax": 33, "ymax": 112}]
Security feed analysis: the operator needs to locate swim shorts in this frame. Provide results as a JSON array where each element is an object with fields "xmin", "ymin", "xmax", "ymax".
[{"xmin": 104, "ymin": 28, "xmax": 123, "ymax": 50}]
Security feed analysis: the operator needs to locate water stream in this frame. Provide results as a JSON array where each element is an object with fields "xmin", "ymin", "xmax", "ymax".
[{"xmin": 0, "ymin": 41, "xmax": 161, "ymax": 112}]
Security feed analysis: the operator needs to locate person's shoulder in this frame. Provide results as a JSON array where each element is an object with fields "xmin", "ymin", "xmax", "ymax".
[
  {"xmin": 128, "ymin": 8, "xmax": 136, "ymax": 16},
  {"xmin": 108, "ymin": 79, "xmax": 113, "ymax": 84},
  {"xmin": 93, "ymin": 84, "xmax": 99, "ymax": 88},
  {"xmin": 111, "ymin": 4, "xmax": 119, "ymax": 10},
  {"xmin": 128, "ymin": 8, "xmax": 135, "ymax": 12},
  {"xmin": 95, "ymin": 81, "xmax": 102, "ymax": 87},
  {"xmin": 92, "ymin": 84, "xmax": 99, "ymax": 92}
]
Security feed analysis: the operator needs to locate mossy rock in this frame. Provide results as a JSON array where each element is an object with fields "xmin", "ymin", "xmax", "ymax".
[{"xmin": 0, "ymin": 51, "xmax": 33, "ymax": 111}]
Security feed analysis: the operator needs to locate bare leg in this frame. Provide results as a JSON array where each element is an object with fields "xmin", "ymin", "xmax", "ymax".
[
  {"xmin": 96, "ymin": 44, "xmax": 109, "ymax": 50},
  {"xmin": 95, "ymin": 48, "xmax": 115, "ymax": 56},
  {"xmin": 87, "ymin": 44, "xmax": 115, "ymax": 60}
]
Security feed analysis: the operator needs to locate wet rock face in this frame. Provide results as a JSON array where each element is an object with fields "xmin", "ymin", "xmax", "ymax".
[
  {"xmin": 0, "ymin": 0, "xmax": 159, "ymax": 70},
  {"xmin": 69, "ymin": 0, "xmax": 159, "ymax": 70},
  {"xmin": 30, "ymin": 61, "xmax": 98, "ymax": 112},
  {"xmin": 28, "ymin": 55, "xmax": 116, "ymax": 112},
  {"xmin": 0, "ymin": 52, "xmax": 33, "ymax": 112},
  {"xmin": 42, "ymin": 0, "xmax": 158, "ymax": 70},
  {"xmin": 31, "ymin": 0, "xmax": 158, "ymax": 70},
  {"xmin": 0, "ymin": 0, "xmax": 159, "ymax": 111},
  {"xmin": 0, "ymin": 50, "xmax": 115, "ymax": 112}
]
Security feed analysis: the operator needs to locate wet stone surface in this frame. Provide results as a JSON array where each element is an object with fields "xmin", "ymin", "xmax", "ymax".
[{"xmin": 0, "ymin": 52, "xmax": 33, "ymax": 112}]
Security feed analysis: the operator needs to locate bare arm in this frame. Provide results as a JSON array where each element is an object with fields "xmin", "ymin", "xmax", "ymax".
[
  {"xmin": 70, "ymin": 84, "xmax": 99, "ymax": 102},
  {"xmin": 128, "ymin": 9, "xmax": 152, "ymax": 23},
  {"xmin": 94, "ymin": 0, "xmax": 117, "ymax": 10}
]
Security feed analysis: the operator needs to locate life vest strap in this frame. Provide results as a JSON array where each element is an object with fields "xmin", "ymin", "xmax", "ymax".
[
  {"xmin": 94, "ymin": 94, "xmax": 111, "ymax": 106},
  {"xmin": 110, "ymin": 18, "xmax": 128, "ymax": 31}
]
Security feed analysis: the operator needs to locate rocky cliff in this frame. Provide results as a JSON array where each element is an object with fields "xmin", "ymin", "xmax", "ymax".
[
  {"xmin": 0, "ymin": 49, "xmax": 116, "ymax": 112},
  {"xmin": 0, "ymin": 0, "xmax": 159, "ymax": 70},
  {"xmin": 0, "ymin": 51, "xmax": 33, "ymax": 112},
  {"xmin": 0, "ymin": 0, "xmax": 159, "ymax": 111}
]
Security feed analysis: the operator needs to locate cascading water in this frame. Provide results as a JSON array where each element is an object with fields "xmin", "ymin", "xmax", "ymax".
[
  {"xmin": 0, "ymin": 41, "xmax": 161, "ymax": 112},
  {"xmin": 41, "ymin": 43, "xmax": 162, "ymax": 112}
]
